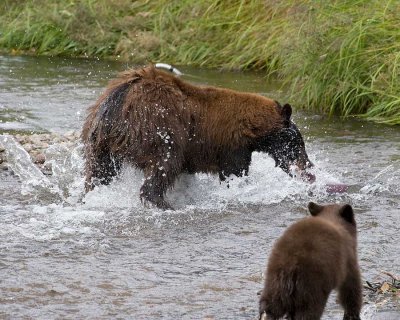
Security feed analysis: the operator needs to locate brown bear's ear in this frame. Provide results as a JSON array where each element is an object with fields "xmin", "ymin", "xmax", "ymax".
[
  {"xmin": 281, "ymin": 103, "xmax": 292, "ymax": 121},
  {"xmin": 339, "ymin": 204, "xmax": 355, "ymax": 224},
  {"xmin": 308, "ymin": 202, "xmax": 323, "ymax": 216}
]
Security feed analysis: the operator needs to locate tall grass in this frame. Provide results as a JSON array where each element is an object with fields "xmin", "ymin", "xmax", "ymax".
[
  {"xmin": 0, "ymin": 0, "xmax": 399, "ymax": 124},
  {"xmin": 284, "ymin": 1, "xmax": 400, "ymax": 125}
]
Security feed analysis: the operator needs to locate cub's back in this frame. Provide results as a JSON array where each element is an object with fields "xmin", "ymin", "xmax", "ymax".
[{"xmin": 267, "ymin": 218, "xmax": 349, "ymax": 285}]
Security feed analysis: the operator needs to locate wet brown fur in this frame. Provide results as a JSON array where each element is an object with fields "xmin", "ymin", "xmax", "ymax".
[
  {"xmin": 259, "ymin": 202, "xmax": 362, "ymax": 320},
  {"xmin": 82, "ymin": 65, "xmax": 293, "ymax": 209}
]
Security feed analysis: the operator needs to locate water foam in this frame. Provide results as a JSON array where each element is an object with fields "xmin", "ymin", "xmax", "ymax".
[
  {"xmin": 1, "ymin": 140, "xmax": 351, "ymax": 239},
  {"xmin": 80, "ymin": 151, "xmax": 343, "ymax": 212},
  {"xmin": 2, "ymin": 136, "xmax": 349, "ymax": 212}
]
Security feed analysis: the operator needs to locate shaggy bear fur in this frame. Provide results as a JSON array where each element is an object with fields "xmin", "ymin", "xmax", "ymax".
[
  {"xmin": 82, "ymin": 65, "xmax": 313, "ymax": 209},
  {"xmin": 259, "ymin": 202, "xmax": 362, "ymax": 320}
]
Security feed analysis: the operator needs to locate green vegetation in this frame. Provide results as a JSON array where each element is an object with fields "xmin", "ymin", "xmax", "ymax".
[{"xmin": 1, "ymin": 0, "xmax": 399, "ymax": 124}]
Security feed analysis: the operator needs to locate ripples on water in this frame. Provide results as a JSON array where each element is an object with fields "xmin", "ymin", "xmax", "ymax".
[{"xmin": 0, "ymin": 55, "xmax": 399, "ymax": 319}]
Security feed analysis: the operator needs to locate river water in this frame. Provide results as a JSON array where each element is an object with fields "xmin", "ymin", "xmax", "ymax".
[{"xmin": 0, "ymin": 55, "xmax": 399, "ymax": 319}]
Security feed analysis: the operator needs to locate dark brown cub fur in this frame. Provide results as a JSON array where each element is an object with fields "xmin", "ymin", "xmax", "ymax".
[
  {"xmin": 82, "ymin": 65, "xmax": 313, "ymax": 209},
  {"xmin": 259, "ymin": 202, "xmax": 362, "ymax": 320}
]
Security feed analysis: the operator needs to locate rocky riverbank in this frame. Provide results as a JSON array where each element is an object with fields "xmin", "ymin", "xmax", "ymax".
[{"xmin": 0, "ymin": 131, "xmax": 80, "ymax": 175}]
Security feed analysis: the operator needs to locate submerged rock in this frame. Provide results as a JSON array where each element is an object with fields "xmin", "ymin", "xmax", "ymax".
[{"xmin": 34, "ymin": 153, "xmax": 46, "ymax": 164}]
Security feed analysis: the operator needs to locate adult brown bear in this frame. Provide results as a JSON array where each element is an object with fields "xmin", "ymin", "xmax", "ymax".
[
  {"xmin": 259, "ymin": 202, "xmax": 362, "ymax": 320},
  {"xmin": 82, "ymin": 65, "xmax": 314, "ymax": 209}
]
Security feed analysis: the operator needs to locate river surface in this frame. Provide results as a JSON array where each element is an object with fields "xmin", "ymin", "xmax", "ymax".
[{"xmin": 0, "ymin": 55, "xmax": 399, "ymax": 319}]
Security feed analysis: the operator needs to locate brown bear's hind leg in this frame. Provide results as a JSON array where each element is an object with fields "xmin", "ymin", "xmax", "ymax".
[
  {"xmin": 259, "ymin": 297, "xmax": 285, "ymax": 320},
  {"xmin": 338, "ymin": 270, "xmax": 362, "ymax": 320},
  {"xmin": 291, "ymin": 288, "xmax": 329, "ymax": 320},
  {"xmin": 140, "ymin": 160, "xmax": 181, "ymax": 210},
  {"xmin": 291, "ymin": 305, "xmax": 325, "ymax": 320},
  {"xmin": 85, "ymin": 148, "xmax": 122, "ymax": 192}
]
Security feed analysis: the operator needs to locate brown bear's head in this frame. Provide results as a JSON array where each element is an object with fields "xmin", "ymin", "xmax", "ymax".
[
  {"xmin": 308, "ymin": 202, "xmax": 357, "ymax": 236},
  {"xmin": 255, "ymin": 103, "xmax": 315, "ymax": 182}
]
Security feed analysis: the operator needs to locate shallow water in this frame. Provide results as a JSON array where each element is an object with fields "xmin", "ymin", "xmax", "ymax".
[{"xmin": 0, "ymin": 55, "xmax": 399, "ymax": 319}]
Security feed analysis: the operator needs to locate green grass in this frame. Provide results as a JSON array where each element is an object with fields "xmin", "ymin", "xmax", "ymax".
[
  {"xmin": 284, "ymin": 1, "xmax": 400, "ymax": 124},
  {"xmin": 0, "ymin": 0, "xmax": 399, "ymax": 124}
]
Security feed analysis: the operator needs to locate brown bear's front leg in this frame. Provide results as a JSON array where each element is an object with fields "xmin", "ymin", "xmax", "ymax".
[
  {"xmin": 339, "ymin": 268, "xmax": 362, "ymax": 320},
  {"xmin": 140, "ymin": 162, "xmax": 178, "ymax": 210},
  {"xmin": 218, "ymin": 146, "xmax": 252, "ymax": 181}
]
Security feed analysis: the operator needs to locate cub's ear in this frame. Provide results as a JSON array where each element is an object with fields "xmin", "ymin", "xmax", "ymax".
[
  {"xmin": 308, "ymin": 202, "xmax": 323, "ymax": 216},
  {"xmin": 339, "ymin": 204, "xmax": 355, "ymax": 224},
  {"xmin": 281, "ymin": 103, "xmax": 292, "ymax": 121}
]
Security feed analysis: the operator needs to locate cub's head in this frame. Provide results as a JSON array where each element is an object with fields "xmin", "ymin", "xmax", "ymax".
[
  {"xmin": 256, "ymin": 103, "xmax": 315, "ymax": 182},
  {"xmin": 308, "ymin": 202, "xmax": 357, "ymax": 236}
]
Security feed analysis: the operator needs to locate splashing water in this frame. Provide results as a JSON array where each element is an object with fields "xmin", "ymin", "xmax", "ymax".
[
  {"xmin": 0, "ymin": 134, "xmax": 354, "ymax": 244},
  {"xmin": 0, "ymin": 135, "xmax": 62, "ymax": 200},
  {"xmin": 0, "ymin": 56, "xmax": 399, "ymax": 319}
]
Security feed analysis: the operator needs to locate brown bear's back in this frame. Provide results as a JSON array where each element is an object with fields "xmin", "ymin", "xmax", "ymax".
[{"xmin": 119, "ymin": 66, "xmax": 285, "ymax": 148}]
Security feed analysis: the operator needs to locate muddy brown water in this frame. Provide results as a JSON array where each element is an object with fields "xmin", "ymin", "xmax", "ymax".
[{"xmin": 0, "ymin": 55, "xmax": 399, "ymax": 319}]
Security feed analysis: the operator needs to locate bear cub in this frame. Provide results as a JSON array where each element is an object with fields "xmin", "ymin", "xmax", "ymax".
[{"xmin": 259, "ymin": 202, "xmax": 362, "ymax": 320}]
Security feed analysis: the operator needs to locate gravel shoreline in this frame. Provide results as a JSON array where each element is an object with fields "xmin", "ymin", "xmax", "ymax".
[{"xmin": 0, "ymin": 131, "xmax": 80, "ymax": 175}]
